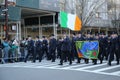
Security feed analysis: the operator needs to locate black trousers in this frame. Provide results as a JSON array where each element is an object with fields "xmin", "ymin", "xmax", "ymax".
[
  {"xmin": 92, "ymin": 59, "xmax": 97, "ymax": 64},
  {"xmin": 98, "ymin": 47, "xmax": 106, "ymax": 63},
  {"xmin": 49, "ymin": 49, "xmax": 56, "ymax": 62},
  {"xmin": 108, "ymin": 47, "xmax": 119, "ymax": 64},
  {"xmin": 71, "ymin": 47, "xmax": 77, "ymax": 60},
  {"xmin": 106, "ymin": 46, "xmax": 110, "ymax": 60},
  {"xmin": 24, "ymin": 50, "xmax": 35, "ymax": 62},
  {"xmin": 35, "ymin": 49, "xmax": 42, "ymax": 62},
  {"xmin": 0, "ymin": 48, "xmax": 2, "ymax": 63},
  {"xmin": 57, "ymin": 49, "xmax": 61, "ymax": 59},
  {"xmin": 60, "ymin": 51, "xmax": 72, "ymax": 65},
  {"xmin": 84, "ymin": 58, "xmax": 89, "ymax": 64},
  {"xmin": 42, "ymin": 48, "xmax": 49, "ymax": 60}
]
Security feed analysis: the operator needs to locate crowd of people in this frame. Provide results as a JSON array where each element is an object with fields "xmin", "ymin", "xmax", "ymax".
[{"xmin": 0, "ymin": 31, "xmax": 120, "ymax": 66}]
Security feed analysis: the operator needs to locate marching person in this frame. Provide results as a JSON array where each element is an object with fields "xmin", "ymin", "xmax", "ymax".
[
  {"xmin": 59, "ymin": 34, "xmax": 72, "ymax": 65},
  {"xmin": 76, "ymin": 32, "xmax": 84, "ymax": 63},
  {"xmin": 98, "ymin": 32, "xmax": 107, "ymax": 64},
  {"xmin": 71, "ymin": 33, "xmax": 77, "ymax": 61},
  {"xmin": 0, "ymin": 39, "xmax": 2, "ymax": 63},
  {"xmin": 84, "ymin": 32, "xmax": 94, "ymax": 64},
  {"xmin": 92, "ymin": 33, "xmax": 99, "ymax": 65},
  {"xmin": 34, "ymin": 36, "xmax": 43, "ymax": 62},
  {"xmin": 49, "ymin": 34, "xmax": 57, "ymax": 62},
  {"xmin": 56, "ymin": 37, "xmax": 62, "ymax": 59},
  {"xmin": 24, "ymin": 36, "xmax": 35, "ymax": 63},
  {"xmin": 42, "ymin": 36, "xmax": 49, "ymax": 60},
  {"xmin": 108, "ymin": 32, "xmax": 119, "ymax": 66},
  {"xmin": 118, "ymin": 35, "xmax": 120, "ymax": 59}
]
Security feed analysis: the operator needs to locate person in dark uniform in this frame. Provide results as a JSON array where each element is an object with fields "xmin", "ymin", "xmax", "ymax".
[
  {"xmin": 102, "ymin": 33, "xmax": 108, "ymax": 60},
  {"xmin": 114, "ymin": 33, "xmax": 120, "ymax": 65},
  {"xmin": 56, "ymin": 37, "xmax": 62, "ymax": 59},
  {"xmin": 59, "ymin": 34, "xmax": 72, "ymax": 65},
  {"xmin": 34, "ymin": 36, "xmax": 43, "ymax": 62},
  {"xmin": 49, "ymin": 34, "xmax": 57, "ymax": 62},
  {"xmin": 108, "ymin": 32, "xmax": 119, "ymax": 66},
  {"xmin": 85, "ymin": 32, "xmax": 94, "ymax": 64},
  {"xmin": 98, "ymin": 32, "xmax": 108, "ymax": 64},
  {"xmin": 42, "ymin": 36, "xmax": 49, "ymax": 60},
  {"xmin": 71, "ymin": 33, "xmax": 77, "ymax": 61},
  {"xmin": 76, "ymin": 32, "xmax": 84, "ymax": 63},
  {"xmin": 106, "ymin": 35, "xmax": 111, "ymax": 60},
  {"xmin": 118, "ymin": 35, "xmax": 120, "ymax": 59},
  {"xmin": 0, "ymin": 39, "xmax": 2, "ymax": 63},
  {"xmin": 92, "ymin": 33, "xmax": 99, "ymax": 65},
  {"xmin": 24, "ymin": 36, "xmax": 35, "ymax": 63}
]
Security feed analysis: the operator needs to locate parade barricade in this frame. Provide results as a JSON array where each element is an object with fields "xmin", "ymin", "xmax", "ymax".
[{"xmin": 0, "ymin": 46, "xmax": 26, "ymax": 64}]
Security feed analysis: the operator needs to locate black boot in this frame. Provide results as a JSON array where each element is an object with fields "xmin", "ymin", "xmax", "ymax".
[
  {"xmin": 85, "ymin": 59, "xmax": 89, "ymax": 64},
  {"xmin": 108, "ymin": 61, "xmax": 111, "ymax": 66},
  {"xmin": 100, "ymin": 60, "xmax": 102, "ymax": 64},
  {"xmin": 93, "ymin": 60, "xmax": 97, "ymax": 65},
  {"xmin": 58, "ymin": 63, "xmax": 63, "ymax": 65},
  {"xmin": 117, "ymin": 61, "xmax": 119, "ymax": 65}
]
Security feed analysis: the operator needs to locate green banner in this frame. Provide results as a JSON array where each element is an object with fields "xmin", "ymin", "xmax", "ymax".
[{"xmin": 76, "ymin": 41, "xmax": 99, "ymax": 59}]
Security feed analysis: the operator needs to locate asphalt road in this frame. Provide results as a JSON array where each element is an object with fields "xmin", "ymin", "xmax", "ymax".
[{"xmin": 0, "ymin": 60, "xmax": 120, "ymax": 80}]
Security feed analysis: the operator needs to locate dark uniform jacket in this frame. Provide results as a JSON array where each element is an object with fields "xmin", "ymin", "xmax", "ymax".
[
  {"xmin": 49, "ymin": 38, "xmax": 57, "ymax": 51},
  {"xmin": 27, "ymin": 40, "xmax": 34, "ymax": 51},
  {"xmin": 42, "ymin": 39, "xmax": 48, "ymax": 49},
  {"xmin": 76, "ymin": 36, "xmax": 84, "ymax": 41},
  {"xmin": 61, "ymin": 37, "xmax": 71, "ymax": 52},
  {"xmin": 35, "ymin": 40, "xmax": 42, "ymax": 51},
  {"xmin": 57, "ymin": 40, "xmax": 62, "ymax": 51}
]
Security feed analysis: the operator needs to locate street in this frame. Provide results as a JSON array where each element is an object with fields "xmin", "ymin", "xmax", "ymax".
[{"xmin": 0, "ymin": 60, "xmax": 120, "ymax": 80}]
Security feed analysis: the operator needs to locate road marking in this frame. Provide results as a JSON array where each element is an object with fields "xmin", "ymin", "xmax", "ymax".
[
  {"xmin": 77, "ymin": 69, "xmax": 119, "ymax": 76},
  {"xmin": 0, "ymin": 60, "xmax": 120, "ymax": 77},
  {"xmin": 93, "ymin": 65, "xmax": 120, "ymax": 72},
  {"xmin": 111, "ymin": 71, "xmax": 120, "ymax": 75},
  {"xmin": 62, "ymin": 64, "xmax": 90, "ymax": 69},
  {"xmin": 75, "ymin": 63, "xmax": 107, "ymax": 70}
]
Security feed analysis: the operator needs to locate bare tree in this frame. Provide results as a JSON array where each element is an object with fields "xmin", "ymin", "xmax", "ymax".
[
  {"xmin": 59, "ymin": 0, "xmax": 112, "ymax": 27},
  {"xmin": 107, "ymin": 0, "xmax": 120, "ymax": 33}
]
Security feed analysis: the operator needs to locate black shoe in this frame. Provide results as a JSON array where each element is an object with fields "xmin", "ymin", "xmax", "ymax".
[
  {"xmin": 72, "ymin": 59, "xmax": 75, "ymax": 61},
  {"xmin": 52, "ymin": 60, "xmax": 55, "ymax": 62},
  {"xmin": 58, "ymin": 63, "xmax": 63, "ymax": 65},
  {"xmin": 76, "ymin": 62, "xmax": 80, "ymax": 64},
  {"xmin": 32, "ymin": 61, "xmax": 35, "ymax": 63},
  {"xmin": 85, "ymin": 60, "xmax": 89, "ymax": 64},
  {"xmin": 100, "ymin": 60, "xmax": 102, "ymax": 64},
  {"xmin": 64, "ymin": 60, "xmax": 67, "ymax": 62},
  {"xmin": 93, "ymin": 63, "xmax": 97, "ymax": 65},
  {"xmin": 108, "ymin": 62, "xmax": 111, "ymax": 66},
  {"xmin": 117, "ymin": 62, "xmax": 119, "ymax": 65},
  {"xmin": 69, "ymin": 63, "xmax": 72, "ymax": 65}
]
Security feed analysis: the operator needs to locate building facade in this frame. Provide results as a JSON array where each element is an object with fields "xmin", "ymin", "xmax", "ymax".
[
  {"xmin": 0, "ymin": 0, "xmax": 61, "ymax": 40},
  {"xmin": 0, "ymin": 0, "xmax": 120, "ymax": 40}
]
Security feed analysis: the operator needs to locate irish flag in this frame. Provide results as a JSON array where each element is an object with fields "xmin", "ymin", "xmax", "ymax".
[{"xmin": 60, "ymin": 11, "xmax": 82, "ymax": 31}]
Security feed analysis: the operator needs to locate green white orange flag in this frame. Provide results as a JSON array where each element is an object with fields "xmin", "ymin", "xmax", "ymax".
[{"xmin": 60, "ymin": 11, "xmax": 82, "ymax": 31}]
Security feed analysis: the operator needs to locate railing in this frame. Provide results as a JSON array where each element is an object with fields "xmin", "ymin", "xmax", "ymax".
[{"xmin": 0, "ymin": 47, "xmax": 26, "ymax": 64}]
